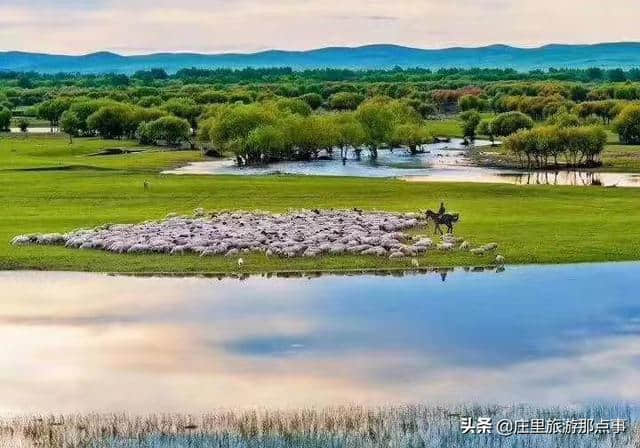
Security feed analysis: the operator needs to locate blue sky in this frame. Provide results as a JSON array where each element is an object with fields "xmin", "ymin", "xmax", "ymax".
[{"xmin": 1, "ymin": 0, "xmax": 639, "ymax": 54}]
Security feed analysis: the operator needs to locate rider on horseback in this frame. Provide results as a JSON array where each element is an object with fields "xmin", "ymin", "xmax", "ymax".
[{"xmin": 425, "ymin": 201, "xmax": 459, "ymax": 234}]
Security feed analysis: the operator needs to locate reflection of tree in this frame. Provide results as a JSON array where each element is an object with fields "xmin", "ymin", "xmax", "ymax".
[{"xmin": 513, "ymin": 170, "xmax": 605, "ymax": 186}]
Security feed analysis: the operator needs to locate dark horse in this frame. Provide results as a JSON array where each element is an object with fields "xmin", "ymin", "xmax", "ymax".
[{"xmin": 425, "ymin": 210, "xmax": 460, "ymax": 234}]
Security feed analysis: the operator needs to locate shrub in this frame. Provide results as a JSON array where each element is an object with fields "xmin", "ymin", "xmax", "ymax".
[
  {"xmin": 329, "ymin": 92, "xmax": 365, "ymax": 111},
  {"xmin": 613, "ymin": 104, "xmax": 640, "ymax": 144},
  {"xmin": 86, "ymin": 104, "xmax": 134, "ymax": 139},
  {"xmin": 139, "ymin": 116, "xmax": 191, "ymax": 146},
  {"xmin": 491, "ymin": 111, "xmax": 534, "ymax": 136}
]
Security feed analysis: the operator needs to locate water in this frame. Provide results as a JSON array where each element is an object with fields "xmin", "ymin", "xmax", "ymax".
[
  {"xmin": 164, "ymin": 139, "xmax": 640, "ymax": 187},
  {"xmin": 1, "ymin": 262, "xmax": 639, "ymax": 413},
  {"xmin": 8, "ymin": 127, "xmax": 57, "ymax": 134}
]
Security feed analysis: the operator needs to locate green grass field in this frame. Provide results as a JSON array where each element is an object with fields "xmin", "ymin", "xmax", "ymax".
[{"xmin": 2, "ymin": 134, "xmax": 640, "ymax": 273}]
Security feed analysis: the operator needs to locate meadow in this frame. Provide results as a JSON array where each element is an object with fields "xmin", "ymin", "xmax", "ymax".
[{"xmin": 2, "ymin": 134, "xmax": 640, "ymax": 273}]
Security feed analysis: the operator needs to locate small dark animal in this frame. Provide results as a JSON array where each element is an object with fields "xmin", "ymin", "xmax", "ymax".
[
  {"xmin": 425, "ymin": 209, "xmax": 459, "ymax": 234},
  {"xmin": 143, "ymin": 180, "xmax": 150, "ymax": 191}
]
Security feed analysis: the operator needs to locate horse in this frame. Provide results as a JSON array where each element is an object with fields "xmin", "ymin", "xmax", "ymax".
[{"xmin": 425, "ymin": 209, "xmax": 460, "ymax": 234}]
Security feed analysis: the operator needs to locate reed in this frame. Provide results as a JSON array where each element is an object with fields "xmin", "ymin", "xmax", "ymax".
[{"xmin": 0, "ymin": 404, "xmax": 637, "ymax": 448}]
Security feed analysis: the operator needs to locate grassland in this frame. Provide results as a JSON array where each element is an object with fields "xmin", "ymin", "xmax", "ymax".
[{"xmin": 2, "ymin": 134, "xmax": 640, "ymax": 273}]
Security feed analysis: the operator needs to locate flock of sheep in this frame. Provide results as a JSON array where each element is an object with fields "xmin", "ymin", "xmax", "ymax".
[{"xmin": 11, "ymin": 208, "xmax": 503, "ymax": 264}]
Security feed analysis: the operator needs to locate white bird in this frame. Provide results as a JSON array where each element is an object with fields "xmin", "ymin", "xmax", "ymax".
[{"xmin": 237, "ymin": 258, "xmax": 245, "ymax": 268}]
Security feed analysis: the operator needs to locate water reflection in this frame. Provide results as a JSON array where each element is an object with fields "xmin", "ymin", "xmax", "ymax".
[
  {"xmin": 1, "ymin": 263, "xmax": 640, "ymax": 413},
  {"xmin": 164, "ymin": 139, "xmax": 640, "ymax": 187},
  {"xmin": 163, "ymin": 139, "xmax": 492, "ymax": 179}
]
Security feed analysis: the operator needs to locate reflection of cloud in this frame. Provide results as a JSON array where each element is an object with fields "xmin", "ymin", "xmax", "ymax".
[{"xmin": 2, "ymin": 267, "xmax": 640, "ymax": 413}]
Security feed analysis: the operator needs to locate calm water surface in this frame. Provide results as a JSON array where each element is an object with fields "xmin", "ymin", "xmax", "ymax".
[
  {"xmin": 165, "ymin": 139, "xmax": 640, "ymax": 187},
  {"xmin": 8, "ymin": 127, "xmax": 56, "ymax": 134},
  {"xmin": 1, "ymin": 262, "xmax": 640, "ymax": 413}
]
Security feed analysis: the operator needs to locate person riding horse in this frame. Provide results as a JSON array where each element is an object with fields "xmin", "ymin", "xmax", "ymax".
[{"xmin": 425, "ymin": 202, "xmax": 459, "ymax": 234}]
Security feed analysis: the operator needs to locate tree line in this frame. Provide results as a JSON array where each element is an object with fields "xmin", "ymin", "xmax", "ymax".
[{"xmin": 198, "ymin": 97, "xmax": 431, "ymax": 165}]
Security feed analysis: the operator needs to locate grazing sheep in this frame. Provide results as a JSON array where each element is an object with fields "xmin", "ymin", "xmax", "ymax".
[
  {"xmin": 11, "ymin": 235, "xmax": 33, "ymax": 245},
  {"xmin": 11, "ymin": 209, "xmax": 486, "ymax": 260},
  {"xmin": 482, "ymin": 243, "xmax": 498, "ymax": 252},
  {"xmin": 495, "ymin": 254, "xmax": 505, "ymax": 265},
  {"xmin": 470, "ymin": 248, "xmax": 485, "ymax": 255},
  {"xmin": 459, "ymin": 241, "xmax": 470, "ymax": 251}
]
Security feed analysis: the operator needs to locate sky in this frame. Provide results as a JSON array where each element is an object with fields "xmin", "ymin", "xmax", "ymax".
[{"xmin": 1, "ymin": 0, "xmax": 640, "ymax": 55}]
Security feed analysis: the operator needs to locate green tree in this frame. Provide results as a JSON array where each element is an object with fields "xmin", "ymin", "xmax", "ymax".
[
  {"xmin": 459, "ymin": 110, "xmax": 481, "ymax": 141},
  {"xmin": 196, "ymin": 91, "xmax": 228, "ymax": 104},
  {"xmin": 37, "ymin": 98, "xmax": 70, "ymax": 130},
  {"xmin": 547, "ymin": 112, "xmax": 580, "ymax": 128},
  {"xmin": 67, "ymin": 99, "xmax": 119, "ymax": 135},
  {"xmin": 86, "ymin": 104, "xmax": 133, "ymax": 139},
  {"xmin": 0, "ymin": 107, "xmax": 11, "ymax": 131},
  {"xmin": 490, "ymin": 111, "xmax": 534, "ymax": 136},
  {"xmin": 477, "ymin": 119, "xmax": 495, "ymax": 145},
  {"xmin": 355, "ymin": 97, "xmax": 420, "ymax": 159},
  {"xmin": 390, "ymin": 124, "xmax": 432, "ymax": 154},
  {"xmin": 17, "ymin": 118, "xmax": 30, "ymax": 135},
  {"xmin": 329, "ymin": 92, "xmax": 365, "ymax": 111},
  {"xmin": 143, "ymin": 116, "xmax": 191, "ymax": 146},
  {"xmin": 60, "ymin": 111, "xmax": 81, "ymax": 143},
  {"xmin": 332, "ymin": 113, "xmax": 366, "ymax": 159},
  {"xmin": 162, "ymin": 98, "xmax": 203, "ymax": 134},
  {"xmin": 299, "ymin": 93, "xmax": 323, "ymax": 110},
  {"xmin": 458, "ymin": 95, "xmax": 487, "ymax": 112},
  {"xmin": 613, "ymin": 104, "xmax": 640, "ymax": 144},
  {"xmin": 275, "ymin": 98, "xmax": 312, "ymax": 116},
  {"xmin": 244, "ymin": 125, "xmax": 287, "ymax": 162}
]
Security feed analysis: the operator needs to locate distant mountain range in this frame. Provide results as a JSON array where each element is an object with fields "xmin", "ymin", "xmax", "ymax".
[{"xmin": 1, "ymin": 43, "xmax": 640, "ymax": 74}]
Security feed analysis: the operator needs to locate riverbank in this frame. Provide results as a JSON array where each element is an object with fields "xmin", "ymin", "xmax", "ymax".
[
  {"xmin": 471, "ymin": 142, "xmax": 640, "ymax": 173},
  {"xmin": 2, "ymin": 135, "xmax": 640, "ymax": 273}
]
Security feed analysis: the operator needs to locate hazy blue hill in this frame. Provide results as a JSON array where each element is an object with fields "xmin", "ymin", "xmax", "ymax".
[{"xmin": 1, "ymin": 43, "xmax": 640, "ymax": 74}]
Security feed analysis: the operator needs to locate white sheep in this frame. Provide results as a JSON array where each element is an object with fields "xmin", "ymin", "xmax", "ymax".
[
  {"xmin": 411, "ymin": 258, "xmax": 420, "ymax": 268},
  {"xmin": 11, "ymin": 235, "xmax": 32, "ymax": 246},
  {"xmin": 495, "ymin": 254, "xmax": 505, "ymax": 265},
  {"xmin": 13, "ymin": 209, "xmax": 492, "ymax": 261},
  {"xmin": 482, "ymin": 243, "xmax": 498, "ymax": 252},
  {"xmin": 237, "ymin": 258, "xmax": 244, "ymax": 268}
]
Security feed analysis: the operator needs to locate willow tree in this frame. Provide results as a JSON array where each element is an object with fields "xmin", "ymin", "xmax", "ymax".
[
  {"xmin": 356, "ymin": 97, "xmax": 419, "ymax": 159},
  {"xmin": 390, "ymin": 124, "xmax": 432, "ymax": 154}
]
